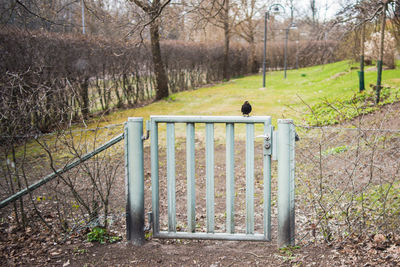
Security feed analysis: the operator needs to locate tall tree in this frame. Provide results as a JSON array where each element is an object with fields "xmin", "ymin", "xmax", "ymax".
[
  {"xmin": 359, "ymin": 22, "xmax": 366, "ymax": 92},
  {"xmin": 310, "ymin": 0, "xmax": 316, "ymax": 26},
  {"xmin": 222, "ymin": 0, "xmax": 230, "ymax": 80},
  {"xmin": 392, "ymin": 0, "xmax": 400, "ymax": 44},
  {"xmin": 190, "ymin": 0, "xmax": 238, "ymax": 81},
  {"xmin": 376, "ymin": 0, "xmax": 390, "ymax": 103},
  {"xmin": 129, "ymin": 0, "xmax": 171, "ymax": 100},
  {"xmin": 234, "ymin": 0, "xmax": 265, "ymax": 73},
  {"xmin": 355, "ymin": 0, "xmax": 368, "ymax": 92},
  {"xmin": 337, "ymin": 0, "xmax": 395, "ymax": 100}
]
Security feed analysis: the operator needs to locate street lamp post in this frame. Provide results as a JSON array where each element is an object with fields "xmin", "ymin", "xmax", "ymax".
[
  {"xmin": 284, "ymin": 23, "xmax": 297, "ymax": 79},
  {"xmin": 262, "ymin": 4, "xmax": 285, "ymax": 88},
  {"xmin": 262, "ymin": 12, "xmax": 268, "ymax": 88}
]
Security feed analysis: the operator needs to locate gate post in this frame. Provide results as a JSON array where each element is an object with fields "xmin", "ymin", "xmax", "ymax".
[
  {"xmin": 125, "ymin": 117, "xmax": 145, "ymax": 245},
  {"xmin": 277, "ymin": 119, "xmax": 295, "ymax": 248}
]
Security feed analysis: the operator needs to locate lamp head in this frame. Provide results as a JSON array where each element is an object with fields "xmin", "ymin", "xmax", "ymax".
[{"xmin": 272, "ymin": 6, "xmax": 281, "ymax": 14}]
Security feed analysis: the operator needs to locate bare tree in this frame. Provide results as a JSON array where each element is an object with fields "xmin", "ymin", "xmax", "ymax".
[
  {"xmin": 376, "ymin": 0, "xmax": 394, "ymax": 103},
  {"xmin": 188, "ymin": 0, "xmax": 239, "ymax": 81},
  {"xmin": 234, "ymin": 0, "xmax": 266, "ymax": 73},
  {"xmin": 336, "ymin": 0, "xmax": 395, "ymax": 102},
  {"xmin": 128, "ymin": 0, "xmax": 170, "ymax": 99},
  {"xmin": 310, "ymin": 0, "xmax": 316, "ymax": 26}
]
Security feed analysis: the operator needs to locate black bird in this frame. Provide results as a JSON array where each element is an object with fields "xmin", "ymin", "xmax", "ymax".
[{"xmin": 241, "ymin": 101, "xmax": 252, "ymax": 117}]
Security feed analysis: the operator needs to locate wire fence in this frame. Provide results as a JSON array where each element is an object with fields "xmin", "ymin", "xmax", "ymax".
[
  {"xmin": 0, "ymin": 125, "xmax": 126, "ymax": 238},
  {"xmin": 0, "ymin": 123, "xmax": 125, "ymax": 139},
  {"xmin": 1, "ymin": 110, "xmax": 399, "ymax": 247},
  {"xmin": 295, "ymin": 123, "xmax": 400, "ymax": 245}
]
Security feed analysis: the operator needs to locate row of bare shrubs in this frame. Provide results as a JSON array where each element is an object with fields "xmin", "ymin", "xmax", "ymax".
[{"xmin": 0, "ymin": 28, "xmax": 339, "ymax": 137}]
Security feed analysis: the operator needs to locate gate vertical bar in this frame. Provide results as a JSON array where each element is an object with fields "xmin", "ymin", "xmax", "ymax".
[
  {"xmin": 125, "ymin": 117, "xmax": 145, "ymax": 245},
  {"xmin": 226, "ymin": 123, "xmax": 235, "ymax": 234},
  {"xmin": 167, "ymin": 123, "xmax": 176, "ymax": 232},
  {"xmin": 263, "ymin": 119, "xmax": 272, "ymax": 241},
  {"xmin": 277, "ymin": 119, "xmax": 295, "ymax": 247},
  {"xmin": 245, "ymin": 123, "xmax": 254, "ymax": 234},
  {"xmin": 186, "ymin": 123, "xmax": 196, "ymax": 233},
  {"xmin": 206, "ymin": 123, "xmax": 215, "ymax": 233},
  {"xmin": 151, "ymin": 120, "xmax": 160, "ymax": 234},
  {"xmin": 289, "ymin": 122, "xmax": 296, "ymax": 243}
]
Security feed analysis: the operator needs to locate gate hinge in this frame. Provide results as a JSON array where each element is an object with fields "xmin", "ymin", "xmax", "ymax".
[{"xmin": 142, "ymin": 120, "xmax": 150, "ymax": 140}]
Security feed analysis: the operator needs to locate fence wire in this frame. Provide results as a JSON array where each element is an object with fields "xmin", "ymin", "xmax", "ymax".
[
  {"xmin": 1, "ymin": 119, "xmax": 399, "ymax": 246},
  {"xmin": 0, "ymin": 125, "xmax": 126, "ymax": 239},
  {"xmin": 295, "ymin": 124, "xmax": 400, "ymax": 245}
]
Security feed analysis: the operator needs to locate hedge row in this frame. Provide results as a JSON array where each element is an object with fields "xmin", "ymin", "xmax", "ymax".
[{"xmin": 0, "ymin": 29, "xmax": 339, "ymax": 137}]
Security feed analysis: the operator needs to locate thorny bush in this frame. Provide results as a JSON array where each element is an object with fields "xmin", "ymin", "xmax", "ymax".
[{"xmin": 296, "ymin": 98, "xmax": 400, "ymax": 245}]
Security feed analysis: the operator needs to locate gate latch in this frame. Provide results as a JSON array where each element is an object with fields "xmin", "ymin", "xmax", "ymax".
[
  {"xmin": 256, "ymin": 134, "xmax": 271, "ymax": 149},
  {"xmin": 142, "ymin": 120, "xmax": 151, "ymax": 140}
]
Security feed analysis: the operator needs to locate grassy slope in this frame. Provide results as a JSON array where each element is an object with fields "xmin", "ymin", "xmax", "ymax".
[
  {"xmin": 97, "ymin": 60, "xmax": 400, "ymax": 128},
  {"xmin": 19, "ymin": 60, "xmax": 400, "ymax": 157}
]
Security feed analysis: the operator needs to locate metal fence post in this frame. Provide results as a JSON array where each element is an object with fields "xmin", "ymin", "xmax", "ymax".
[
  {"xmin": 125, "ymin": 117, "xmax": 145, "ymax": 246},
  {"xmin": 277, "ymin": 119, "xmax": 295, "ymax": 248}
]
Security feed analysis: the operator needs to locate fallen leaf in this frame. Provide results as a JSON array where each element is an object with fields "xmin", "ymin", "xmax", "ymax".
[{"xmin": 374, "ymin": 234, "xmax": 386, "ymax": 244}]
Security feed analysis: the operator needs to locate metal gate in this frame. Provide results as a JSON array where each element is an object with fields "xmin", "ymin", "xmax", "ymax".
[{"xmin": 124, "ymin": 116, "xmax": 295, "ymax": 247}]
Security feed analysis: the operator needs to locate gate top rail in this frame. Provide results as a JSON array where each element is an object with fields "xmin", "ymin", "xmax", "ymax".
[{"xmin": 150, "ymin": 115, "xmax": 271, "ymax": 124}]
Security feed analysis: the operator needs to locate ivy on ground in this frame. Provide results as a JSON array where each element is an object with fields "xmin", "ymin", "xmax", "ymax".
[{"xmin": 306, "ymin": 87, "xmax": 400, "ymax": 126}]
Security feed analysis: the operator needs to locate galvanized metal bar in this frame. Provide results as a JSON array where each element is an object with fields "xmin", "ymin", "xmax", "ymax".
[
  {"xmin": 289, "ymin": 122, "xmax": 296, "ymax": 244},
  {"xmin": 0, "ymin": 133, "xmax": 124, "ymax": 209},
  {"xmin": 226, "ymin": 123, "xmax": 235, "ymax": 234},
  {"xmin": 125, "ymin": 117, "xmax": 145, "ymax": 246},
  {"xmin": 154, "ymin": 231, "xmax": 268, "ymax": 241},
  {"xmin": 263, "ymin": 121, "xmax": 273, "ymax": 241},
  {"xmin": 205, "ymin": 123, "xmax": 215, "ymax": 233},
  {"xmin": 277, "ymin": 119, "xmax": 295, "ymax": 247},
  {"xmin": 186, "ymin": 123, "xmax": 196, "ymax": 233},
  {"xmin": 272, "ymin": 130, "xmax": 278, "ymax": 161},
  {"xmin": 151, "ymin": 120, "xmax": 160, "ymax": 234},
  {"xmin": 166, "ymin": 123, "xmax": 176, "ymax": 232},
  {"xmin": 245, "ymin": 123, "xmax": 255, "ymax": 234},
  {"xmin": 151, "ymin": 116, "xmax": 271, "ymax": 124},
  {"xmin": 124, "ymin": 125, "xmax": 128, "ymax": 239}
]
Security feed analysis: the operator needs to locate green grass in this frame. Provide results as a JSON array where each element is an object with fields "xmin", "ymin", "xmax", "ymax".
[
  {"xmin": 305, "ymin": 85, "xmax": 400, "ymax": 126},
  {"xmin": 94, "ymin": 60, "xmax": 400, "ymax": 129},
  {"xmin": 9, "ymin": 60, "xmax": 400, "ymax": 159}
]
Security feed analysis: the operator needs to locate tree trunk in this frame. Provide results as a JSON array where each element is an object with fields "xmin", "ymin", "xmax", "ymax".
[
  {"xmin": 247, "ymin": 37, "xmax": 258, "ymax": 73},
  {"xmin": 150, "ymin": 19, "xmax": 169, "ymax": 100},
  {"xmin": 311, "ymin": 0, "xmax": 316, "ymax": 26},
  {"xmin": 359, "ymin": 23, "xmax": 365, "ymax": 92},
  {"xmin": 80, "ymin": 77, "xmax": 90, "ymax": 120},
  {"xmin": 222, "ymin": 0, "xmax": 230, "ymax": 81},
  {"xmin": 376, "ymin": 1, "xmax": 388, "ymax": 104}
]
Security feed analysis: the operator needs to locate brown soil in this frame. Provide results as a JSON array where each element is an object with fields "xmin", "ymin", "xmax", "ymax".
[
  {"xmin": 58, "ymin": 239, "xmax": 336, "ymax": 267},
  {"xmin": 0, "ymin": 137, "xmax": 336, "ymax": 266},
  {"xmin": 2, "ymin": 102, "xmax": 400, "ymax": 266}
]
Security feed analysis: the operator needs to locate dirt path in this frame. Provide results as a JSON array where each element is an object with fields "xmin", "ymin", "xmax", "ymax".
[{"xmin": 49, "ymin": 239, "xmax": 336, "ymax": 266}]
